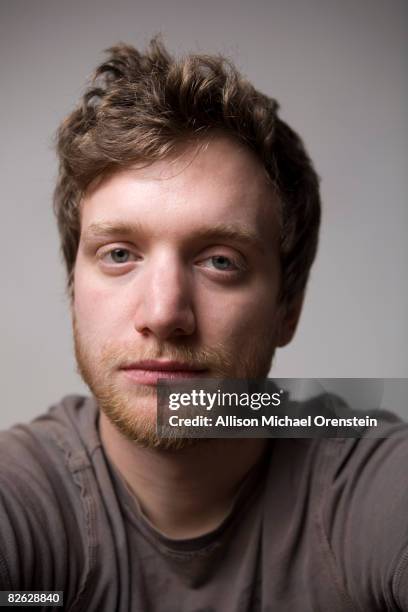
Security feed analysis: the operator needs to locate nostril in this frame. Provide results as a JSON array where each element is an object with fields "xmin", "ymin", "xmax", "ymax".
[{"xmin": 134, "ymin": 307, "xmax": 196, "ymax": 340}]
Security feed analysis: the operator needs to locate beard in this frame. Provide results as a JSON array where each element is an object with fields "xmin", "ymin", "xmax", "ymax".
[{"xmin": 73, "ymin": 314, "xmax": 277, "ymax": 450}]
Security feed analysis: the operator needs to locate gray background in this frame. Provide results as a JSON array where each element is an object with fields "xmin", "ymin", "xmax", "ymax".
[{"xmin": 0, "ymin": 0, "xmax": 407, "ymax": 428}]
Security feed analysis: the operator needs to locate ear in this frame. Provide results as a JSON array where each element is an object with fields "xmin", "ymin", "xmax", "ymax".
[{"xmin": 276, "ymin": 292, "xmax": 305, "ymax": 348}]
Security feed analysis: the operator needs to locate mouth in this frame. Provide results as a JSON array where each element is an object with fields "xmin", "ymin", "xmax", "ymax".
[{"xmin": 120, "ymin": 360, "xmax": 209, "ymax": 385}]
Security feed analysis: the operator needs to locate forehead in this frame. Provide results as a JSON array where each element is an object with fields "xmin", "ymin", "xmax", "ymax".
[{"xmin": 81, "ymin": 135, "xmax": 280, "ymax": 245}]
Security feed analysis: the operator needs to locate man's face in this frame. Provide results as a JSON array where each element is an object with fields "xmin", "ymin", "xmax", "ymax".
[{"xmin": 73, "ymin": 135, "xmax": 293, "ymax": 448}]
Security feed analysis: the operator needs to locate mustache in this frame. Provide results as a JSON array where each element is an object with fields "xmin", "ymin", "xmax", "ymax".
[{"xmin": 98, "ymin": 341, "xmax": 235, "ymax": 375}]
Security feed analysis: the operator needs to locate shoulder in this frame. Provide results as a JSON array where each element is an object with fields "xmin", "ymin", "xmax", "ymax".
[
  {"xmin": 0, "ymin": 394, "xmax": 99, "ymax": 499},
  {"xmin": 0, "ymin": 395, "xmax": 98, "ymax": 593},
  {"xmin": 320, "ymin": 418, "xmax": 408, "ymax": 610}
]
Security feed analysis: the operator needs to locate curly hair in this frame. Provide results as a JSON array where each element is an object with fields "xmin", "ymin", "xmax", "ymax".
[{"xmin": 53, "ymin": 35, "xmax": 321, "ymax": 306}]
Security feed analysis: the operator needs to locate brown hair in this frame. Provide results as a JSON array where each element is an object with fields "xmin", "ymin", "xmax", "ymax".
[{"xmin": 53, "ymin": 35, "xmax": 321, "ymax": 305}]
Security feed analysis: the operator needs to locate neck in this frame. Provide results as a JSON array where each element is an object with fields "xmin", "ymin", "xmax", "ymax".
[{"xmin": 99, "ymin": 411, "xmax": 268, "ymax": 539}]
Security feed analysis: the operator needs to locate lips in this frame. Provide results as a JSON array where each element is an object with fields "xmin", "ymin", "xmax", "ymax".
[{"xmin": 120, "ymin": 360, "xmax": 208, "ymax": 385}]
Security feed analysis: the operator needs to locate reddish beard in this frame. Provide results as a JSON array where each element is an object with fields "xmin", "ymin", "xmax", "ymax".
[{"xmin": 72, "ymin": 314, "xmax": 276, "ymax": 450}]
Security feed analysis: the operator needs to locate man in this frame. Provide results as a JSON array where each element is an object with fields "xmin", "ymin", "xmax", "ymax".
[{"xmin": 0, "ymin": 37, "xmax": 407, "ymax": 611}]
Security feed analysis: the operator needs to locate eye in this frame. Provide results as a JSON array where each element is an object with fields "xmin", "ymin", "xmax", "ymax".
[
  {"xmin": 209, "ymin": 255, "xmax": 237, "ymax": 271},
  {"xmin": 102, "ymin": 248, "xmax": 136, "ymax": 264},
  {"xmin": 198, "ymin": 253, "xmax": 246, "ymax": 273}
]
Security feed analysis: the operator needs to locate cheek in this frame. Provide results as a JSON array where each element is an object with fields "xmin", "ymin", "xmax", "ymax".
[
  {"xmin": 197, "ymin": 284, "xmax": 278, "ymax": 342},
  {"xmin": 73, "ymin": 270, "xmax": 120, "ymax": 339}
]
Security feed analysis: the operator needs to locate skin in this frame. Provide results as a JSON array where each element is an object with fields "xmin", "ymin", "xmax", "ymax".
[{"xmin": 72, "ymin": 134, "xmax": 303, "ymax": 538}]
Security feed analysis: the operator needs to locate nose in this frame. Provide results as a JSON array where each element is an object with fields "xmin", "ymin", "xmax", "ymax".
[{"xmin": 134, "ymin": 253, "xmax": 196, "ymax": 340}]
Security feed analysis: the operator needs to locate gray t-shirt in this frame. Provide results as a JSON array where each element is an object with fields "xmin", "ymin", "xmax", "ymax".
[{"xmin": 0, "ymin": 395, "xmax": 408, "ymax": 611}]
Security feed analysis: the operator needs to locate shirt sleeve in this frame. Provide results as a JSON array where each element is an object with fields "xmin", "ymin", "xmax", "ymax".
[
  {"xmin": 322, "ymin": 422, "xmax": 408, "ymax": 611},
  {"xmin": 0, "ymin": 425, "xmax": 85, "ymax": 597}
]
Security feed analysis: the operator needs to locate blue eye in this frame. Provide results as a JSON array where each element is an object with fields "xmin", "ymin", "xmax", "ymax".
[
  {"xmin": 211, "ymin": 255, "xmax": 235, "ymax": 270},
  {"xmin": 109, "ymin": 248, "xmax": 131, "ymax": 263}
]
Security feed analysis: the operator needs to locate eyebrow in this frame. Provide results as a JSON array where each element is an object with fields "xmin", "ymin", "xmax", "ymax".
[{"xmin": 81, "ymin": 221, "xmax": 267, "ymax": 254}]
